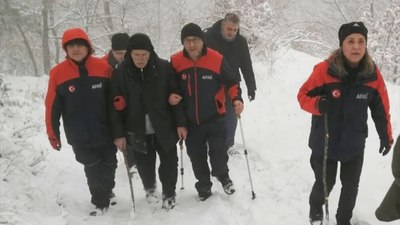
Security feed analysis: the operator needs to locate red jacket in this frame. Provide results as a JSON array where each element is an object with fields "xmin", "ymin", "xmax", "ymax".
[
  {"xmin": 100, "ymin": 51, "xmax": 119, "ymax": 70},
  {"xmin": 171, "ymin": 47, "xmax": 242, "ymax": 125},
  {"xmin": 298, "ymin": 60, "xmax": 393, "ymax": 161},
  {"xmin": 45, "ymin": 28, "xmax": 113, "ymax": 147}
]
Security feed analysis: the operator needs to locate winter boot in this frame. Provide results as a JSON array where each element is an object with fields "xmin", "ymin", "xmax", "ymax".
[
  {"xmin": 109, "ymin": 191, "xmax": 117, "ymax": 206},
  {"xmin": 162, "ymin": 194, "xmax": 176, "ymax": 211},
  {"xmin": 145, "ymin": 186, "xmax": 159, "ymax": 203},
  {"xmin": 218, "ymin": 175, "xmax": 235, "ymax": 195},
  {"xmin": 89, "ymin": 206, "xmax": 108, "ymax": 216},
  {"xmin": 129, "ymin": 165, "xmax": 138, "ymax": 178},
  {"xmin": 309, "ymin": 206, "xmax": 323, "ymax": 225},
  {"xmin": 198, "ymin": 189, "xmax": 212, "ymax": 201},
  {"xmin": 227, "ymin": 145, "xmax": 240, "ymax": 155}
]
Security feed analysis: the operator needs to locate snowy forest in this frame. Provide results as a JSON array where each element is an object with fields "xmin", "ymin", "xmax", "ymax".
[
  {"xmin": 1, "ymin": 0, "xmax": 400, "ymax": 225},
  {"xmin": 0, "ymin": 0, "xmax": 399, "ymax": 83}
]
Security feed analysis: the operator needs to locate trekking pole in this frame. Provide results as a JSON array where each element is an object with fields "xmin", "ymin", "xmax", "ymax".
[
  {"xmin": 238, "ymin": 118, "xmax": 256, "ymax": 200},
  {"xmin": 322, "ymin": 113, "xmax": 330, "ymax": 222},
  {"xmin": 122, "ymin": 150, "xmax": 136, "ymax": 214},
  {"xmin": 179, "ymin": 140, "xmax": 185, "ymax": 190}
]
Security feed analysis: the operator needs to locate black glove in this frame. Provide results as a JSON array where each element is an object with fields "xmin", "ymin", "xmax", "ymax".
[
  {"xmin": 379, "ymin": 139, "xmax": 392, "ymax": 156},
  {"xmin": 248, "ymin": 90, "xmax": 255, "ymax": 101},
  {"xmin": 317, "ymin": 95, "xmax": 330, "ymax": 114}
]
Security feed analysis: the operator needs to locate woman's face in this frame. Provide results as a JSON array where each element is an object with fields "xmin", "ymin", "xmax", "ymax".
[{"xmin": 342, "ymin": 33, "xmax": 366, "ymax": 68}]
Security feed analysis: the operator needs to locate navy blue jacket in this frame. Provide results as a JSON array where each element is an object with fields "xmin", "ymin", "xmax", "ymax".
[
  {"xmin": 170, "ymin": 47, "xmax": 242, "ymax": 125},
  {"xmin": 298, "ymin": 60, "xmax": 393, "ymax": 161}
]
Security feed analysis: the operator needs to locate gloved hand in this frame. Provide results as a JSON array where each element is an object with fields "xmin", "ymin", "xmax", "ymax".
[
  {"xmin": 248, "ymin": 90, "xmax": 255, "ymax": 101},
  {"xmin": 317, "ymin": 95, "xmax": 330, "ymax": 114},
  {"xmin": 49, "ymin": 137, "xmax": 61, "ymax": 151},
  {"xmin": 379, "ymin": 139, "xmax": 392, "ymax": 156}
]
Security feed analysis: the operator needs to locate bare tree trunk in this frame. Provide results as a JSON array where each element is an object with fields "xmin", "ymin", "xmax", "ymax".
[
  {"xmin": 48, "ymin": 0, "xmax": 60, "ymax": 64},
  {"xmin": 103, "ymin": 0, "xmax": 113, "ymax": 36},
  {"xmin": 4, "ymin": 0, "xmax": 39, "ymax": 77},
  {"xmin": 42, "ymin": 0, "xmax": 51, "ymax": 75}
]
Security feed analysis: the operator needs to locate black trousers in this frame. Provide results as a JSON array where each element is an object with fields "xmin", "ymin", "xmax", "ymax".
[
  {"xmin": 186, "ymin": 117, "xmax": 229, "ymax": 192},
  {"xmin": 134, "ymin": 134, "xmax": 178, "ymax": 198},
  {"xmin": 309, "ymin": 152, "xmax": 364, "ymax": 224},
  {"xmin": 73, "ymin": 144, "xmax": 117, "ymax": 208},
  {"xmin": 224, "ymin": 97, "xmax": 237, "ymax": 147}
]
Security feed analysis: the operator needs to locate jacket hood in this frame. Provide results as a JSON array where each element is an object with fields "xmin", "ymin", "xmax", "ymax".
[
  {"xmin": 62, "ymin": 28, "xmax": 94, "ymax": 54},
  {"xmin": 124, "ymin": 49, "xmax": 158, "ymax": 73}
]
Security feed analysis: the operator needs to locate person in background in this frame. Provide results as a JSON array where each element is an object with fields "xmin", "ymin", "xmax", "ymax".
[
  {"xmin": 110, "ymin": 33, "xmax": 187, "ymax": 210},
  {"xmin": 45, "ymin": 27, "xmax": 117, "ymax": 216},
  {"xmin": 375, "ymin": 134, "xmax": 400, "ymax": 222},
  {"xmin": 297, "ymin": 22, "xmax": 393, "ymax": 225},
  {"xmin": 101, "ymin": 32, "xmax": 129, "ymax": 69},
  {"xmin": 204, "ymin": 13, "xmax": 257, "ymax": 153},
  {"xmin": 169, "ymin": 23, "xmax": 244, "ymax": 201}
]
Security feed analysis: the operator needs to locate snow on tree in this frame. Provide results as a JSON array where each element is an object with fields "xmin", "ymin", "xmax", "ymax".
[{"xmin": 363, "ymin": 1, "xmax": 400, "ymax": 84}]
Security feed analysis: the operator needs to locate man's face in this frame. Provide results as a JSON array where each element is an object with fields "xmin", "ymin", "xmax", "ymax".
[
  {"xmin": 66, "ymin": 43, "xmax": 89, "ymax": 63},
  {"xmin": 183, "ymin": 36, "xmax": 203, "ymax": 61},
  {"xmin": 112, "ymin": 50, "xmax": 126, "ymax": 63},
  {"xmin": 221, "ymin": 21, "xmax": 239, "ymax": 42},
  {"xmin": 131, "ymin": 49, "xmax": 150, "ymax": 68}
]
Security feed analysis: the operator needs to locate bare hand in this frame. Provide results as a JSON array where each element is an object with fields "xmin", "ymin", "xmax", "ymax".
[
  {"xmin": 233, "ymin": 100, "xmax": 244, "ymax": 118},
  {"xmin": 177, "ymin": 126, "xmax": 187, "ymax": 140},
  {"xmin": 169, "ymin": 93, "xmax": 183, "ymax": 106},
  {"xmin": 114, "ymin": 137, "xmax": 127, "ymax": 152}
]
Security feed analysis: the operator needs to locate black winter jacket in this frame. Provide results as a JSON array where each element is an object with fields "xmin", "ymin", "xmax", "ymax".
[
  {"xmin": 204, "ymin": 19, "xmax": 256, "ymax": 93},
  {"xmin": 110, "ymin": 52, "xmax": 185, "ymax": 152}
]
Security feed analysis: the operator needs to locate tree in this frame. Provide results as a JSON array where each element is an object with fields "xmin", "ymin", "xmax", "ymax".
[
  {"xmin": 364, "ymin": 0, "xmax": 400, "ymax": 83},
  {"xmin": 3, "ymin": 0, "xmax": 41, "ymax": 77},
  {"xmin": 42, "ymin": 0, "xmax": 51, "ymax": 74}
]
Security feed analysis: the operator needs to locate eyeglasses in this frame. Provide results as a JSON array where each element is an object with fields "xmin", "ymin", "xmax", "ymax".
[{"xmin": 183, "ymin": 37, "xmax": 202, "ymax": 44}]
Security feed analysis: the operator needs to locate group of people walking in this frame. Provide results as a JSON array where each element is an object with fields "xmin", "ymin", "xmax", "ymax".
[
  {"xmin": 45, "ymin": 13, "xmax": 255, "ymax": 215},
  {"xmin": 44, "ymin": 12, "xmax": 399, "ymax": 224}
]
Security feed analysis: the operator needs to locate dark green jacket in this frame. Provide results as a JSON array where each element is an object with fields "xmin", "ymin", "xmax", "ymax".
[{"xmin": 375, "ymin": 135, "xmax": 400, "ymax": 222}]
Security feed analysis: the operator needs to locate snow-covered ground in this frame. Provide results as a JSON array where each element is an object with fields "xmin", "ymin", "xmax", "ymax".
[{"xmin": 0, "ymin": 48, "xmax": 398, "ymax": 225}]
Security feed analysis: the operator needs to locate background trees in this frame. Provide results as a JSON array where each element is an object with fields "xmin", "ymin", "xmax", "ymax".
[{"xmin": 0, "ymin": 0, "xmax": 398, "ymax": 84}]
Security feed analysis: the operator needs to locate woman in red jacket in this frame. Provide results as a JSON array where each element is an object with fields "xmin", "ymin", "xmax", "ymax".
[{"xmin": 297, "ymin": 22, "xmax": 393, "ymax": 225}]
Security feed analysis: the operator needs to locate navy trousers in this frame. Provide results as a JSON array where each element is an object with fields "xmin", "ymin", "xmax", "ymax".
[
  {"xmin": 309, "ymin": 152, "xmax": 364, "ymax": 224},
  {"xmin": 73, "ymin": 144, "xmax": 117, "ymax": 208},
  {"xmin": 224, "ymin": 99, "xmax": 237, "ymax": 147},
  {"xmin": 185, "ymin": 117, "xmax": 229, "ymax": 192}
]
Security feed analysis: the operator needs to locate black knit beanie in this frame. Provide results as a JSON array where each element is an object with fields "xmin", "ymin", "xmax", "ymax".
[
  {"xmin": 338, "ymin": 22, "xmax": 368, "ymax": 46},
  {"xmin": 126, "ymin": 33, "xmax": 154, "ymax": 53},
  {"xmin": 181, "ymin": 23, "xmax": 204, "ymax": 44},
  {"xmin": 111, "ymin": 33, "xmax": 129, "ymax": 50}
]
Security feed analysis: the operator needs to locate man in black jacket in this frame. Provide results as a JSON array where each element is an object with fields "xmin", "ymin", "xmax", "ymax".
[
  {"xmin": 110, "ymin": 33, "xmax": 187, "ymax": 210},
  {"xmin": 204, "ymin": 13, "xmax": 257, "ymax": 151}
]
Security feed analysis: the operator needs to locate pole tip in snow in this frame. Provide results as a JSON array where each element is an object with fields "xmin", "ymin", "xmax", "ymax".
[
  {"xmin": 252, "ymin": 192, "xmax": 256, "ymax": 200},
  {"xmin": 130, "ymin": 207, "xmax": 136, "ymax": 219}
]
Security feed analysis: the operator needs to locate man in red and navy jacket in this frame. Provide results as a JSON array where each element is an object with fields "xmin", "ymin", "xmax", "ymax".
[
  {"xmin": 169, "ymin": 23, "xmax": 243, "ymax": 201},
  {"xmin": 45, "ymin": 28, "xmax": 117, "ymax": 216}
]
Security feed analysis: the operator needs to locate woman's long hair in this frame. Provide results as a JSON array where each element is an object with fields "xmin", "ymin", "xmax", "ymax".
[{"xmin": 328, "ymin": 48, "xmax": 375, "ymax": 78}]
